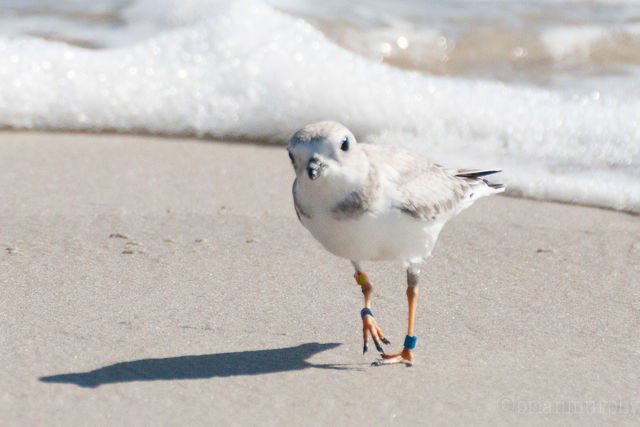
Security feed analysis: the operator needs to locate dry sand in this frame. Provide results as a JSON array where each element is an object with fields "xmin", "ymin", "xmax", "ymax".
[{"xmin": 1, "ymin": 131, "xmax": 639, "ymax": 426}]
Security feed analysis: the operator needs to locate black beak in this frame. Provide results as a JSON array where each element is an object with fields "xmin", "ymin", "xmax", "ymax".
[{"xmin": 307, "ymin": 156, "xmax": 326, "ymax": 181}]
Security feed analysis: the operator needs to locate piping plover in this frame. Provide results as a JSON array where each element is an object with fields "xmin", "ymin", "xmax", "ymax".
[{"xmin": 287, "ymin": 121, "xmax": 504, "ymax": 365}]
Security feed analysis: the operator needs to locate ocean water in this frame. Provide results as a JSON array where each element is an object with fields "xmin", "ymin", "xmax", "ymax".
[{"xmin": 1, "ymin": 0, "xmax": 639, "ymax": 212}]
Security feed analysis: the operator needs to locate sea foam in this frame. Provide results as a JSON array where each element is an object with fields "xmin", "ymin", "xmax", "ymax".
[{"xmin": 0, "ymin": 0, "xmax": 638, "ymax": 212}]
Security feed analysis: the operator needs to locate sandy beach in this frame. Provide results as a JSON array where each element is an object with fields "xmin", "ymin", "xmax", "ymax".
[{"xmin": 1, "ymin": 131, "xmax": 639, "ymax": 426}]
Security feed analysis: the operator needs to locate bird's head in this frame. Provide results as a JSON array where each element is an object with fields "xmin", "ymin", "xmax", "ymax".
[{"xmin": 287, "ymin": 121, "xmax": 367, "ymax": 185}]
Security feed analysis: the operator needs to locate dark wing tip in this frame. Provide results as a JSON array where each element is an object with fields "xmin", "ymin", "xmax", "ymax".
[{"xmin": 455, "ymin": 170, "xmax": 502, "ymax": 179}]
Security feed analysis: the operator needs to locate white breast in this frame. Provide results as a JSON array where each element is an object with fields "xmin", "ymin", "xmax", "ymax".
[
  {"xmin": 296, "ymin": 176, "xmax": 446, "ymax": 264},
  {"xmin": 304, "ymin": 210, "xmax": 444, "ymax": 263}
]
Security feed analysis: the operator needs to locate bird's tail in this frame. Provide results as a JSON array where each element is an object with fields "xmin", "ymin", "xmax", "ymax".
[{"xmin": 456, "ymin": 169, "xmax": 505, "ymax": 195}]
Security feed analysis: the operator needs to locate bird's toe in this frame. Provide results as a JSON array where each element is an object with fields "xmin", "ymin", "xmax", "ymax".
[{"xmin": 371, "ymin": 348, "xmax": 413, "ymax": 367}]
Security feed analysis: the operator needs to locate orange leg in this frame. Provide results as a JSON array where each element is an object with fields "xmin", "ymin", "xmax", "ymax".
[
  {"xmin": 373, "ymin": 266, "xmax": 420, "ymax": 367},
  {"xmin": 353, "ymin": 265, "xmax": 390, "ymax": 355}
]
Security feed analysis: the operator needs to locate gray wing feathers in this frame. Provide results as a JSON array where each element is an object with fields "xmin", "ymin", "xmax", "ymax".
[
  {"xmin": 364, "ymin": 146, "xmax": 502, "ymax": 220},
  {"xmin": 396, "ymin": 164, "xmax": 471, "ymax": 219}
]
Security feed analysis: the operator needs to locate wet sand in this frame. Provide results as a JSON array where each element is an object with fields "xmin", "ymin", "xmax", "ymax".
[{"xmin": 1, "ymin": 131, "xmax": 639, "ymax": 426}]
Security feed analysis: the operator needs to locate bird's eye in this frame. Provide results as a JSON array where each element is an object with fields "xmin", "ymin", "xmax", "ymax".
[
  {"xmin": 288, "ymin": 150, "xmax": 295, "ymax": 165},
  {"xmin": 341, "ymin": 136, "xmax": 349, "ymax": 152}
]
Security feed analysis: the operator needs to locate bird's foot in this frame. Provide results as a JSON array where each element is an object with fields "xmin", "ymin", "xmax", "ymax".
[
  {"xmin": 371, "ymin": 347, "xmax": 413, "ymax": 367},
  {"xmin": 361, "ymin": 308, "xmax": 390, "ymax": 355}
]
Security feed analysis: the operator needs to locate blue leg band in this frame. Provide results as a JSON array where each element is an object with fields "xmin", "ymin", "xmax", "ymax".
[
  {"xmin": 360, "ymin": 308, "xmax": 373, "ymax": 319},
  {"xmin": 404, "ymin": 335, "xmax": 417, "ymax": 349}
]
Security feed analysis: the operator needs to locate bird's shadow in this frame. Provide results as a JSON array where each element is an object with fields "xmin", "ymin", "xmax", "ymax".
[{"xmin": 39, "ymin": 342, "xmax": 351, "ymax": 388}]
